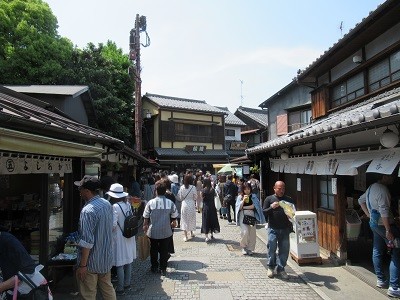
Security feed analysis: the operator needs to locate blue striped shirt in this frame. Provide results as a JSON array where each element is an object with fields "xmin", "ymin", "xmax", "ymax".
[{"xmin": 77, "ymin": 195, "xmax": 114, "ymax": 274}]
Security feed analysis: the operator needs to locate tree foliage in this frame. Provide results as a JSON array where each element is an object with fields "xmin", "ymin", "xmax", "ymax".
[
  {"xmin": 64, "ymin": 42, "xmax": 135, "ymax": 145},
  {"xmin": 0, "ymin": 0, "xmax": 135, "ymax": 146},
  {"xmin": 0, "ymin": 0, "xmax": 74, "ymax": 84}
]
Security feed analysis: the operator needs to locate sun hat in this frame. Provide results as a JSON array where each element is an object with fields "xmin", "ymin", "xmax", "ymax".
[
  {"xmin": 74, "ymin": 175, "xmax": 101, "ymax": 191},
  {"xmin": 106, "ymin": 183, "xmax": 129, "ymax": 198},
  {"xmin": 168, "ymin": 174, "xmax": 179, "ymax": 184}
]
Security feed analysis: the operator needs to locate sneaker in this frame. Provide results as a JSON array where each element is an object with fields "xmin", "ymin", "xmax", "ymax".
[
  {"xmin": 278, "ymin": 270, "xmax": 288, "ymax": 279},
  {"xmin": 388, "ymin": 287, "xmax": 400, "ymax": 298},
  {"xmin": 267, "ymin": 268, "xmax": 274, "ymax": 278},
  {"xmin": 115, "ymin": 289, "xmax": 125, "ymax": 296},
  {"xmin": 183, "ymin": 236, "xmax": 188, "ymax": 242},
  {"xmin": 211, "ymin": 235, "xmax": 215, "ymax": 239},
  {"xmin": 247, "ymin": 250, "xmax": 253, "ymax": 256},
  {"xmin": 205, "ymin": 237, "xmax": 210, "ymax": 243},
  {"xmin": 242, "ymin": 248, "xmax": 248, "ymax": 255},
  {"xmin": 377, "ymin": 279, "xmax": 388, "ymax": 288}
]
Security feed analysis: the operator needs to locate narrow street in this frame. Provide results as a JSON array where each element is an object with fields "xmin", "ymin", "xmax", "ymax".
[{"xmin": 118, "ymin": 216, "xmax": 323, "ymax": 300}]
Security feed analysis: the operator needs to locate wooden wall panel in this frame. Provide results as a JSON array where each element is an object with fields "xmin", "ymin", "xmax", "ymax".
[{"xmin": 311, "ymin": 86, "xmax": 329, "ymax": 119}]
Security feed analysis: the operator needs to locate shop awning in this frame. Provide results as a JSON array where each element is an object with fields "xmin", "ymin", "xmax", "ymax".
[
  {"xmin": 270, "ymin": 148, "xmax": 400, "ymax": 176},
  {"xmin": 0, "ymin": 127, "xmax": 104, "ymax": 157}
]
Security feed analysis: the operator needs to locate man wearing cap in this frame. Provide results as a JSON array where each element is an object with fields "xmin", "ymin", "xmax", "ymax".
[{"xmin": 74, "ymin": 175, "xmax": 116, "ymax": 300}]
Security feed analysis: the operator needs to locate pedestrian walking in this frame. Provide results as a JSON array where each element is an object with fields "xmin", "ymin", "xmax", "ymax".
[
  {"xmin": 235, "ymin": 182, "xmax": 265, "ymax": 255},
  {"xmin": 263, "ymin": 180, "xmax": 294, "ymax": 279},
  {"xmin": 200, "ymin": 178, "xmax": 220, "ymax": 242},
  {"xmin": 195, "ymin": 172, "xmax": 203, "ymax": 213},
  {"xmin": 178, "ymin": 174, "xmax": 197, "ymax": 241},
  {"xmin": 248, "ymin": 174, "xmax": 260, "ymax": 199},
  {"xmin": 107, "ymin": 183, "xmax": 136, "ymax": 296},
  {"xmin": 224, "ymin": 174, "xmax": 238, "ymax": 224},
  {"xmin": 142, "ymin": 180, "xmax": 178, "ymax": 276},
  {"xmin": 358, "ymin": 174, "xmax": 400, "ymax": 298},
  {"xmin": 169, "ymin": 173, "xmax": 181, "ymax": 227},
  {"xmin": 74, "ymin": 175, "xmax": 116, "ymax": 300}
]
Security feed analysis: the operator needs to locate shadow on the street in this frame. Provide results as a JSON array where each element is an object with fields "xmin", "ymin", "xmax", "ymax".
[{"xmin": 302, "ymin": 271, "xmax": 340, "ymax": 291}]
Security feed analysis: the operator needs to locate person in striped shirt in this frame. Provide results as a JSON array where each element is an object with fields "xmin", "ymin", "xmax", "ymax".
[{"xmin": 74, "ymin": 175, "xmax": 116, "ymax": 300}]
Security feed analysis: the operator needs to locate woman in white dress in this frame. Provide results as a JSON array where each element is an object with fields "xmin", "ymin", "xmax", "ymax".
[
  {"xmin": 107, "ymin": 183, "xmax": 137, "ymax": 296},
  {"xmin": 178, "ymin": 174, "xmax": 197, "ymax": 241}
]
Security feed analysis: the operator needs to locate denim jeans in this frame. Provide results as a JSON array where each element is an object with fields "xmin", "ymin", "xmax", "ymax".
[
  {"xmin": 370, "ymin": 224, "xmax": 400, "ymax": 289},
  {"xmin": 116, "ymin": 263, "xmax": 132, "ymax": 292},
  {"xmin": 267, "ymin": 227, "xmax": 291, "ymax": 272}
]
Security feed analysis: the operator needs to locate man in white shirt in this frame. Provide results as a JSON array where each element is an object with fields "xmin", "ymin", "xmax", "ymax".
[{"xmin": 358, "ymin": 174, "xmax": 400, "ymax": 298}]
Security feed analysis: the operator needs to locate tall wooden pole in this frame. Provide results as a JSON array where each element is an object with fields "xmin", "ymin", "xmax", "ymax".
[{"xmin": 133, "ymin": 14, "xmax": 142, "ymax": 154}]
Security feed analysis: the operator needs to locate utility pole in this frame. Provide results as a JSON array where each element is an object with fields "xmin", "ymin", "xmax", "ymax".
[{"xmin": 130, "ymin": 14, "xmax": 150, "ymax": 154}]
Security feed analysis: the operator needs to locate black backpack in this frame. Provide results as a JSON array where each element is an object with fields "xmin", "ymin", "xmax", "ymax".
[{"xmin": 117, "ymin": 203, "xmax": 139, "ymax": 238}]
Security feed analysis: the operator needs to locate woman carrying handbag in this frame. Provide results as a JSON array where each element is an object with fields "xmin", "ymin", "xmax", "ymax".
[{"xmin": 235, "ymin": 182, "xmax": 266, "ymax": 255}]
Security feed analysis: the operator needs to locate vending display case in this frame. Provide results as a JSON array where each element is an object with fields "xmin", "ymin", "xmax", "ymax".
[{"xmin": 290, "ymin": 210, "xmax": 322, "ymax": 265}]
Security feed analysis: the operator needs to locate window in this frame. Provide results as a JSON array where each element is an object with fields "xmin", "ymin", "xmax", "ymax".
[
  {"xmin": 369, "ymin": 49, "xmax": 400, "ymax": 91},
  {"xmin": 319, "ymin": 176, "xmax": 335, "ymax": 210},
  {"xmin": 331, "ymin": 73, "xmax": 365, "ymax": 108},
  {"xmin": 288, "ymin": 108, "xmax": 311, "ymax": 132},
  {"xmin": 174, "ymin": 123, "xmax": 212, "ymax": 142},
  {"xmin": 225, "ymin": 129, "xmax": 235, "ymax": 137}
]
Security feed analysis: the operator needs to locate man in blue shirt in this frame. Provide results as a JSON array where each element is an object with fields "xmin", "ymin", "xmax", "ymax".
[{"xmin": 74, "ymin": 175, "xmax": 116, "ymax": 300}]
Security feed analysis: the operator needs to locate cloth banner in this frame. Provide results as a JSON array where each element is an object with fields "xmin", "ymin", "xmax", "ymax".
[
  {"xmin": 0, "ymin": 155, "xmax": 72, "ymax": 175},
  {"xmin": 366, "ymin": 149, "xmax": 400, "ymax": 174}
]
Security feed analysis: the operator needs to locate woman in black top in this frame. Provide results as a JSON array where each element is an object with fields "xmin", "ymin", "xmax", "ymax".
[{"xmin": 200, "ymin": 178, "xmax": 220, "ymax": 242}]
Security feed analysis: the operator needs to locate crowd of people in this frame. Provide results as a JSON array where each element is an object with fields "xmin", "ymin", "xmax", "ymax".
[
  {"xmin": 2, "ymin": 167, "xmax": 400, "ymax": 299},
  {"xmin": 0, "ymin": 169, "xmax": 297, "ymax": 300}
]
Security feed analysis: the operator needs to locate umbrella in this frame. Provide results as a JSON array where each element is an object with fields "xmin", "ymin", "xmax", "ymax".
[{"xmin": 217, "ymin": 164, "xmax": 234, "ymax": 174}]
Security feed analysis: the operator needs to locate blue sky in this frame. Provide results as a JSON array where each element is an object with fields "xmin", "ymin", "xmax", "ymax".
[{"xmin": 45, "ymin": 0, "xmax": 384, "ymax": 113}]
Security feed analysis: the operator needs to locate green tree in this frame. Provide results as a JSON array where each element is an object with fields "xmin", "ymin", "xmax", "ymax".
[
  {"xmin": 0, "ymin": 0, "xmax": 73, "ymax": 84},
  {"xmin": 64, "ymin": 42, "xmax": 135, "ymax": 145}
]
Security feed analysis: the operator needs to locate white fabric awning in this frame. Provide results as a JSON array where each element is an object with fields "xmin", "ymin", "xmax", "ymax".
[{"xmin": 270, "ymin": 148, "xmax": 400, "ymax": 176}]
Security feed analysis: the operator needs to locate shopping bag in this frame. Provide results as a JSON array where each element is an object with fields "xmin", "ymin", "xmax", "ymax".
[
  {"xmin": 137, "ymin": 235, "xmax": 150, "ymax": 261},
  {"xmin": 214, "ymin": 195, "xmax": 221, "ymax": 210}
]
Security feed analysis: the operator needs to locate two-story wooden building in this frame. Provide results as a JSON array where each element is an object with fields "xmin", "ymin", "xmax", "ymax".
[
  {"xmin": 141, "ymin": 93, "xmax": 229, "ymax": 172},
  {"xmin": 247, "ymin": 0, "xmax": 400, "ymax": 262}
]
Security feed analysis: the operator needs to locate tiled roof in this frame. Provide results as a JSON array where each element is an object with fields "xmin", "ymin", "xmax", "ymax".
[
  {"xmin": 144, "ymin": 93, "xmax": 227, "ymax": 115},
  {"xmin": 297, "ymin": 0, "xmax": 393, "ymax": 80},
  {"xmin": 155, "ymin": 148, "xmax": 228, "ymax": 158},
  {"xmin": 236, "ymin": 106, "xmax": 268, "ymax": 127},
  {"xmin": 216, "ymin": 106, "xmax": 246, "ymax": 126},
  {"xmin": 247, "ymin": 87, "xmax": 400, "ymax": 155},
  {"xmin": 0, "ymin": 86, "xmax": 121, "ymax": 146},
  {"xmin": 4, "ymin": 85, "xmax": 89, "ymax": 98}
]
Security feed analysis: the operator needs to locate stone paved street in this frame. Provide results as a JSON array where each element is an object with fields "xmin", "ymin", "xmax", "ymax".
[{"xmin": 118, "ymin": 215, "xmax": 323, "ymax": 300}]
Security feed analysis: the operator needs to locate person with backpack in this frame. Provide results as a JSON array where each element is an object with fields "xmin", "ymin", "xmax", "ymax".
[{"xmin": 107, "ymin": 183, "xmax": 137, "ymax": 296}]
